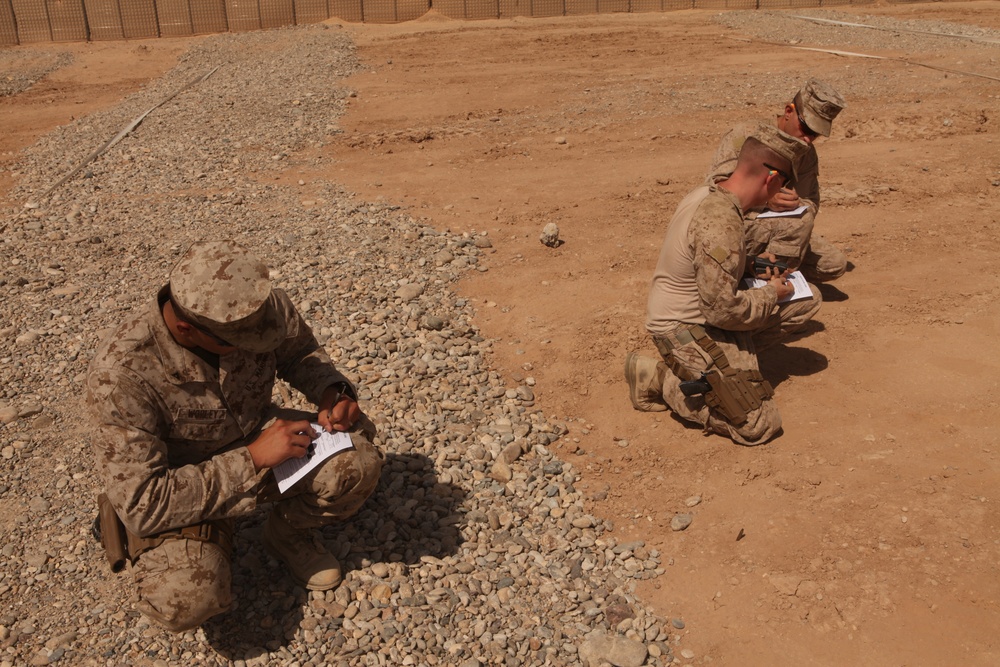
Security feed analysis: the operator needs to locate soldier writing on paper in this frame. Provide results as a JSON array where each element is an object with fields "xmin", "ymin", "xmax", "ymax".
[{"xmin": 87, "ymin": 240, "xmax": 383, "ymax": 632}]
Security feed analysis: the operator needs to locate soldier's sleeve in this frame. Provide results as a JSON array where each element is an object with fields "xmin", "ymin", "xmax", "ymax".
[
  {"xmin": 690, "ymin": 201, "xmax": 779, "ymax": 331},
  {"xmin": 87, "ymin": 367, "xmax": 260, "ymax": 536},
  {"xmin": 766, "ymin": 147, "xmax": 820, "ymax": 265},
  {"xmin": 270, "ymin": 290, "xmax": 356, "ymax": 404},
  {"xmin": 795, "ymin": 147, "xmax": 820, "ymax": 211}
]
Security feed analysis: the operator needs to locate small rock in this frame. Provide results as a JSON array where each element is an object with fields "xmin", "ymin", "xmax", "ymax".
[
  {"xmin": 395, "ymin": 284, "xmax": 424, "ymax": 301},
  {"xmin": 539, "ymin": 222, "xmax": 560, "ymax": 248},
  {"xmin": 370, "ymin": 583, "xmax": 392, "ymax": 603},
  {"xmin": 422, "ymin": 315, "xmax": 446, "ymax": 330},
  {"xmin": 499, "ymin": 442, "xmax": 523, "ymax": 464},
  {"xmin": 670, "ymin": 513, "xmax": 693, "ymax": 531},
  {"xmin": 605, "ymin": 602, "xmax": 635, "ymax": 627},
  {"xmin": 769, "ymin": 573, "xmax": 801, "ymax": 596},
  {"xmin": 19, "ymin": 405, "xmax": 44, "ymax": 418},
  {"xmin": 490, "ymin": 458, "xmax": 512, "ymax": 483},
  {"xmin": 15, "ymin": 331, "xmax": 40, "ymax": 346}
]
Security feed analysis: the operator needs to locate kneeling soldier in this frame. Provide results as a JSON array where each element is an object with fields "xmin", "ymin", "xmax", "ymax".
[{"xmin": 626, "ymin": 126, "xmax": 819, "ymax": 445}]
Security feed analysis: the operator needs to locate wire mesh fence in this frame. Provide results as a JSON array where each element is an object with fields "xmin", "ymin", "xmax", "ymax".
[{"xmin": 0, "ymin": 0, "xmax": 886, "ymax": 45}]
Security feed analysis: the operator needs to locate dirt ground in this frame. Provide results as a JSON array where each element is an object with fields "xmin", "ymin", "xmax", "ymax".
[{"xmin": 4, "ymin": 3, "xmax": 1000, "ymax": 665}]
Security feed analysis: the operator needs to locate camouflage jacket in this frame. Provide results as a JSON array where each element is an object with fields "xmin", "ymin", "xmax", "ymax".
[
  {"xmin": 87, "ymin": 286, "xmax": 354, "ymax": 536},
  {"xmin": 706, "ymin": 120, "xmax": 821, "ymax": 267},
  {"xmin": 646, "ymin": 185, "xmax": 779, "ymax": 336}
]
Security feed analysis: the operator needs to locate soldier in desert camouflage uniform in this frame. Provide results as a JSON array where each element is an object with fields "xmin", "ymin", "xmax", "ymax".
[
  {"xmin": 87, "ymin": 240, "xmax": 383, "ymax": 632},
  {"xmin": 707, "ymin": 79, "xmax": 847, "ymax": 284},
  {"xmin": 625, "ymin": 126, "xmax": 820, "ymax": 445}
]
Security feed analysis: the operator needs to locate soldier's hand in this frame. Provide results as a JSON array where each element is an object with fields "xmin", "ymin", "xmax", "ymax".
[
  {"xmin": 768, "ymin": 272, "xmax": 795, "ymax": 300},
  {"xmin": 247, "ymin": 419, "xmax": 316, "ymax": 471},
  {"xmin": 318, "ymin": 383, "xmax": 361, "ymax": 433},
  {"xmin": 768, "ymin": 187, "xmax": 800, "ymax": 212},
  {"xmin": 318, "ymin": 395, "xmax": 362, "ymax": 434}
]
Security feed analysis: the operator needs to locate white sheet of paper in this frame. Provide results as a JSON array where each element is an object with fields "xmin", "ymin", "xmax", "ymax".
[
  {"xmin": 757, "ymin": 205, "xmax": 808, "ymax": 219},
  {"xmin": 272, "ymin": 424, "xmax": 354, "ymax": 494},
  {"xmin": 744, "ymin": 270, "xmax": 813, "ymax": 303}
]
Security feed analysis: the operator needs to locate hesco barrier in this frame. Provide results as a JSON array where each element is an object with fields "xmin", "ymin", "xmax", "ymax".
[{"xmin": 0, "ymin": 0, "xmax": 885, "ymax": 45}]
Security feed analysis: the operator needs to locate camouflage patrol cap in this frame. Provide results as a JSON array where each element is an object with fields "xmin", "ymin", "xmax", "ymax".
[
  {"xmin": 169, "ymin": 240, "xmax": 286, "ymax": 353},
  {"xmin": 751, "ymin": 123, "xmax": 809, "ymax": 185},
  {"xmin": 793, "ymin": 78, "xmax": 846, "ymax": 138}
]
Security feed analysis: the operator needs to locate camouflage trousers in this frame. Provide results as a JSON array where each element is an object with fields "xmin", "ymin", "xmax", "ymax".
[
  {"xmin": 652, "ymin": 287, "xmax": 821, "ymax": 446},
  {"xmin": 128, "ymin": 432, "xmax": 383, "ymax": 633},
  {"xmin": 800, "ymin": 234, "xmax": 848, "ymax": 284},
  {"xmin": 744, "ymin": 211, "xmax": 847, "ymax": 284}
]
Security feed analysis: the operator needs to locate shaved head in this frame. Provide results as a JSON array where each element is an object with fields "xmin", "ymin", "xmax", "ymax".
[{"xmin": 736, "ymin": 137, "xmax": 792, "ymax": 182}]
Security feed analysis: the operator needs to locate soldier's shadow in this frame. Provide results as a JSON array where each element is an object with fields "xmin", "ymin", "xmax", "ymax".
[
  {"xmin": 202, "ymin": 451, "xmax": 466, "ymax": 660},
  {"xmin": 818, "ymin": 282, "xmax": 849, "ymax": 302},
  {"xmin": 759, "ymin": 344, "xmax": 828, "ymax": 388}
]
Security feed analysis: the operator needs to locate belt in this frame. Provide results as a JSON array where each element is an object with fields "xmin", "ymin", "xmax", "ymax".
[{"xmin": 127, "ymin": 521, "xmax": 233, "ymax": 561}]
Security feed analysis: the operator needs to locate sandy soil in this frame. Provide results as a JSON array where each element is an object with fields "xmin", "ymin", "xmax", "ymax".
[{"xmin": 3, "ymin": 3, "xmax": 1000, "ymax": 665}]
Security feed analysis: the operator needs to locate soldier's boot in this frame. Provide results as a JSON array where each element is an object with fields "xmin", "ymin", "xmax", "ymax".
[
  {"xmin": 263, "ymin": 511, "xmax": 342, "ymax": 591},
  {"xmin": 624, "ymin": 351, "xmax": 668, "ymax": 412}
]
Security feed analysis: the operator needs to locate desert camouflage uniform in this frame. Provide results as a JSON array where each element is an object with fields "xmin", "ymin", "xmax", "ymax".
[
  {"xmin": 645, "ymin": 185, "xmax": 821, "ymax": 445},
  {"xmin": 87, "ymin": 286, "xmax": 382, "ymax": 631},
  {"xmin": 707, "ymin": 120, "xmax": 847, "ymax": 283}
]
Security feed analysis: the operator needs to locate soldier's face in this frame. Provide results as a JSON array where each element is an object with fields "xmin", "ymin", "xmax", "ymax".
[{"xmin": 778, "ymin": 104, "xmax": 817, "ymax": 145}]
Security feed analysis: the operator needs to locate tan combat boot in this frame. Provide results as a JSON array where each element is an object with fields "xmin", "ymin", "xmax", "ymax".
[
  {"xmin": 624, "ymin": 351, "xmax": 668, "ymax": 412},
  {"xmin": 262, "ymin": 511, "xmax": 342, "ymax": 591}
]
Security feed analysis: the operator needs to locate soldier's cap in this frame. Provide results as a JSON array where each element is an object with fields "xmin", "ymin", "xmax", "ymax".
[
  {"xmin": 793, "ymin": 78, "xmax": 846, "ymax": 138},
  {"xmin": 751, "ymin": 123, "xmax": 809, "ymax": 186},
  {"xmin": 169, "ymin": 240, "xmax": 286, "ymax": 353}
]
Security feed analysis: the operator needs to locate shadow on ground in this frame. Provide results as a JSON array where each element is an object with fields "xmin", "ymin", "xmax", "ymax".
[
  {"xmin": 818, "ymin": 282, "xmax": 850, "ymax": 302},
  {"xmin": 760, "ymin": 343, "xmax": 829, "ymax": 387},
  {"xmin": 202, "ymin": 451, "xmax": 467, "ymax": 659}
]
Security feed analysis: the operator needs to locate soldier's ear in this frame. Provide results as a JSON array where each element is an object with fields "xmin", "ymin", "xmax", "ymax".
[{"xmin": 174, "ymin": 320, "xmax": 196, "ymax": 335}]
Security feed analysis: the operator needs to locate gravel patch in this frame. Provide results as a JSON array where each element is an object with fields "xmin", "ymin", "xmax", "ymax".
[
  {"xmin": 715, "ymin": 9, "xmax": 1000, "ymax": 53},
  {"xmin": 708, "ymin": 8, "xmax": 1000, "ymax": 114},
  {"xmin": 0, "ymin": 24, "xmax": 680, "ymax": 667},
  {"xmin": 0, "ymin": 51, "xmax": 73, "ymax": 98}
]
